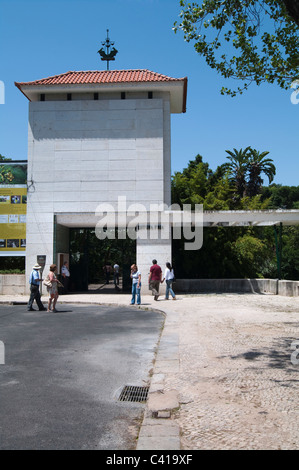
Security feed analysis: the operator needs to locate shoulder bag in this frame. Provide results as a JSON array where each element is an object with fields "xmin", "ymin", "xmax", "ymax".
[{"xmin": 43, "ymin": 275, "xmax": 52, "ymax": 288}]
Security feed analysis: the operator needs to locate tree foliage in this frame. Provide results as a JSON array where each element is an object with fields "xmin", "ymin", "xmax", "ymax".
[
  {"xmin": 172, "ymin": 151, "xmax": 299, "ymax": 280},
  {"xmin": 174, "ymin": 0, "xmax": 299, "ymax": 95},
  {"xmin": 247, "ymin": 148, "xmax": 276, "ymax": 197},
  {"xmin": 222, "ymin": 146, "xmax": 276, "ymax": 199},
  {"xmin": 0, "ymin": 154, "xmax": 11, "ymax": 162},
  {"xmin": 223, "ymin": 147, "xmax": 251, "ymax": 198},
  {"xmin": 262, "ymin": 183, "xmax": 299, "ymax": 208},
  {"xmin": 172, "ymin": 148, "xmax": 275, "ymax": 208}
]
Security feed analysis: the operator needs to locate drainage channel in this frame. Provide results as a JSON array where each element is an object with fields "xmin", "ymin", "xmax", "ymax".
[{"xmin": 118, "ymin": 385, "xmax": 149, "ymax": 403}]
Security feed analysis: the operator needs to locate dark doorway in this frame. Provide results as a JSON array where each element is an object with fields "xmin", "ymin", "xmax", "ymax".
[{"xmin": 69, "ymin": 229, "xmax": 136, "ymax": 293}]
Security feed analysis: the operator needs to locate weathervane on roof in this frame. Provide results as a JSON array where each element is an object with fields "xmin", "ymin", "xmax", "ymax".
[{"xmin": 98, "ymin": 29, "xmax": 118, "ymax": 71}]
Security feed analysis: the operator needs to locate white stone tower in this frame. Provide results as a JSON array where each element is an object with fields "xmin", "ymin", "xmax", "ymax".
[{"xmin": 15, "ymin": 69, "xmax": 187, "ymax": 291}]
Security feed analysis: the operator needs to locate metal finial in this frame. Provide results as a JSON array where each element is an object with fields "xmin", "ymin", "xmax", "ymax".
[{"xmin": 97, "ymin": 29, "xmax": 118, "ymax": 71}]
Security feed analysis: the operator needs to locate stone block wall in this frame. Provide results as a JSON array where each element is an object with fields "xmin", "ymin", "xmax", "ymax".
[
  {"xmin": 278, "ymin": 280, "xmax": 299, "ymax": 297},
  {"xmin": 174, "ymin": 278, "xmax": 299, "ymax": 296},
  {"xmin": 1, "ymin": 275, "xmax": 298, "ymax": 297},
  {"xmin": 0, "ymin": 274, "xmax": 26, "ymax": 295}
]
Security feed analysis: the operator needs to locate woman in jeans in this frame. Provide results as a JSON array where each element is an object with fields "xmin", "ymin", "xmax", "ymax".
[
  {"xmin": 130, "ymin": 264, "xmax": 141, "ymax": 305},
  {"xmin": 162, "ymin": 262, "xmax": 176, "ymax": 300}
]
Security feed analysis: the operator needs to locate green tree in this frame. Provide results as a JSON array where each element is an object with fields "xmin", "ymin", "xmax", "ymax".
[
  {"xmin": 172, "ymin": 154, "xmax": 233, "ymax": 209},
  {"xmin": 174, "ymin": 0, "xmax": 299, "ymax": 96},
  {"xmin": 172, "ymin": 154, "xmax": 209, "ymax": 206},
  {"xmin": 222, "ymin": 147, "xmax": 275, "ymax": 201},
  {"xmin": 247, "ymin": 149, "xmax": 276, "ymax": 197},
  {"xmin": 281, "ymin": 226, "xmax": 299, "ymax": 280},
  {"xmin": 223, "ymin": 147, "xmax": 251, "ymax": 199},
  {"xmin": 262, "ymin": 184, "xmax": 299, "ymax": 208},
  {"xmin": 0, "ymin": 154, "xmax": 11, "ymax": 161},
  {"xmin": 232, "ymin": 233, "xmax": 269, "ymax": 277},
  {"xmin": 171, "ymin": 153, "xmax": 280, "ymax": 280},
  {"xmin": 204, "ymin": 177, "xmax": 233, "ymax": 210}
]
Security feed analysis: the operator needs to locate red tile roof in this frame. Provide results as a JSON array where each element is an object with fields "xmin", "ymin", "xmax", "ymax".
[
  {"xmin": 15, "ymin": 69, "xmax": 188, "ymax": 113},
  {"xmin": 15, "ymin": 69, "xmax": 185, "ymax": 87}
]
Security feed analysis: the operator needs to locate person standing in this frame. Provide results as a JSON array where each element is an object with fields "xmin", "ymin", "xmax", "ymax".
[
  {"xmin": 162, "ymin": 262, "xmax": 176, "ymax": 300},
  {"xmin": 103, "ymin": 263, "xmax": 112, "ymax": 284},
  {"xmin": 130, "ymin": 264, "xmax": 141, "ymax": 305},
  {"xmin": 27, "ymin": 263, "xmax": 46, "ymax": 311},
  {"xmin": 148, "ymin": 259, "xmax": 162, "ymax": 301},
  {"xmin": 113, "ymin": 263, "xmax": 120, "ymax": 286},
  {"xmin": 61, "ymin": 261, "xmax": 70, "ymax": 294}
]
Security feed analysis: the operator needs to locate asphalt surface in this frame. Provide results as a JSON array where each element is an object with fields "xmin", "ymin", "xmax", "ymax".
[{"xmin": 0, "ymin": 303, "xmax": 164, "ymax": 450}]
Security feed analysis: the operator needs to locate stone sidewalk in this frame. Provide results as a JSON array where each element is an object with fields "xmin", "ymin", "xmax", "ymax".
[{"xmin": 1, "ymin": 291, "xmax": 298, "ymax": 450}]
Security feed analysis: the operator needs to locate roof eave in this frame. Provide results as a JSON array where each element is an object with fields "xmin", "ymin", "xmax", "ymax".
[
  {"xmin": 15, "ymin": 77, "xmax": 188, "ymax": 113},
  {"xmin": 14, "ymin": 81, "xmax": 32, "ymax": 102}
]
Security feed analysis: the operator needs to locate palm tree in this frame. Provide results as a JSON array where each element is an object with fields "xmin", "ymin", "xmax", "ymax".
[
  {"xmin": 223, "ymin": 147, "xmax": 252, "ymax": 199},
  {"xmin": 247, "ymin": 149, "xmax": 276, "ymax": 197}
]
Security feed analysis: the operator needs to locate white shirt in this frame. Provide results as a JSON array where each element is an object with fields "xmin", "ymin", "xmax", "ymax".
[
  {"xmin": 164, "ymin": 268, "xmax": 174, "ymax": 281},
  {"xmin": 131, "ymin": 270, "xmax": 141, "ymax": 284},
  {"xmin": 61, "ymin": 265, "xmax": 70, "ymax": 277}
]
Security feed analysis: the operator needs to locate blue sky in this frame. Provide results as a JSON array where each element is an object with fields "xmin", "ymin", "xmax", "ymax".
[{"xmin": 0, "ymin": 0, "xmax": 298, "ymax": 186}]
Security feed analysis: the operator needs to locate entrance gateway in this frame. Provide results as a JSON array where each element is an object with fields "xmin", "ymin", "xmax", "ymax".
[
  {"xmin": 15, "ymin": 71, "xmax": 299, "ymax": 292},
  {"xmin": 15, "ymin": 70, "xmax": 188, "ymax": 293}
]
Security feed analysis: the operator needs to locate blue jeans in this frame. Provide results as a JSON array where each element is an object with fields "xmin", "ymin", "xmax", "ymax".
[
  {"xmin": 165, "ymin": 280, "xmax": 175, "ymax": 299},
  {"xmin": 131, "ymin": 283, "xmax": 141, "ymax": 305}
]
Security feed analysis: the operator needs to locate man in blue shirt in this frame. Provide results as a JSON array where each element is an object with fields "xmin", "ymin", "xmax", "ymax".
[{"xmin": 27, "ymin": 263, "xmax": 46, "ymax": 311}]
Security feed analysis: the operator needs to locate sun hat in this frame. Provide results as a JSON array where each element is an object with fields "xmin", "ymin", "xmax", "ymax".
[{"xmin": 32, "ymin": 263, "xmax": 42, "ymax": 270}]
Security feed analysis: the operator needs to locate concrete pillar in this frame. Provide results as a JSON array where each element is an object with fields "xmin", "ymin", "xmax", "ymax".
[{"xmin": 25, "ymin": 202, "xmax": 54, "ymax": 293}]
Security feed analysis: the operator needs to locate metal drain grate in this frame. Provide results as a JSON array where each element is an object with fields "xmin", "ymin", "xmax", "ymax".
[{"xmin": 118, "ymin": 385, "xmax": 149, "ymax": 403}]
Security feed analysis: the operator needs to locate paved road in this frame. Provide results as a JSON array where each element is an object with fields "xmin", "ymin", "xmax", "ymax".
[{"xmin": 0, "ymin": 304, "xmax": 164, "ymax": 450}]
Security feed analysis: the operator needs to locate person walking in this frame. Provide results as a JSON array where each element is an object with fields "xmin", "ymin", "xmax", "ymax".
[
  {"xmin": 162, "ymin": 262, "xmax": 176, "ymax": 300},
  {"xmin": 27, "ymin": 263, "xmax": 46, "ymax": 311},
  {"xmin": 130, "ymin": 264, "xmax": 141, "ymax": 305},
  {"xmin": 46, "ymin": 264, "xmax": 60, "ymax": 312},
  {"xmin": 149, "ymin": 259, "xmax": 162, "ymax": 301}
]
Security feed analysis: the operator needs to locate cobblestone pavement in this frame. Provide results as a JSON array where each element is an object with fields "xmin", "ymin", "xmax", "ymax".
[{"xmin": 164, "ymin": 294, "xmax": 299, "ymax": 450}]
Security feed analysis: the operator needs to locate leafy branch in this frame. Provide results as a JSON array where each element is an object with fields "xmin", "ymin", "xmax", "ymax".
[{"xmin": 174, "ymin": 0, "xmax": 299, "ymax": 95}]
